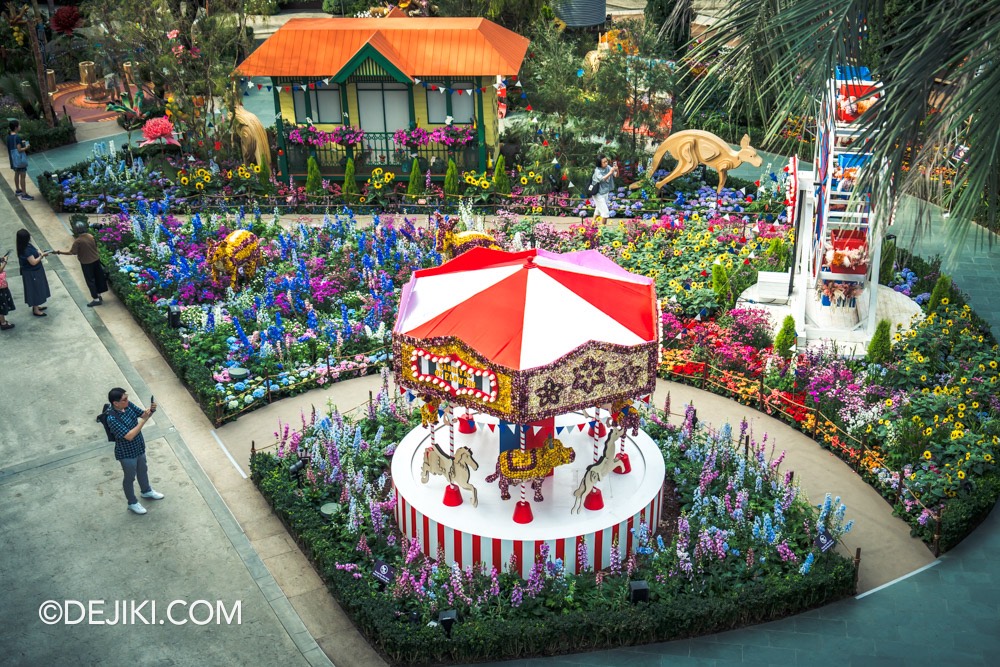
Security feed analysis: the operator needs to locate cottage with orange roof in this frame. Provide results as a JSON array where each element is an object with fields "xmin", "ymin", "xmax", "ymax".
[{"xmin": 236, "ymin": 17, "xmax": 529, "ymax": 179}]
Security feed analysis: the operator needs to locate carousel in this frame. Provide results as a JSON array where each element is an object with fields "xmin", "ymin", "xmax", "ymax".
[{"xmin": 390, "ymin": 247, "xmax": 666, "ymax": 577}]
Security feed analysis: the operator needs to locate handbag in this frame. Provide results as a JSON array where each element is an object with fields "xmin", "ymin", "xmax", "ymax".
[
  {"xmin": 10, "ymin": 147, "xmax": 28, "ymax": 170},
  {"xmin": 586, "ymin": 181, "xmax": 600, "ymax": 197}
]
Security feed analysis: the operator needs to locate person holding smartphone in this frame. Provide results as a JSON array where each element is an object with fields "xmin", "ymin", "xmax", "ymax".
[
  {"xmin": 105, "ymin": 388, "xmax": 164, "ymax": 515},
  {"xmin": 15, "ymin": 229, "xmax": 50, "ymax": 316},
  {"xmin": 7, "ymin": 120, "xmax": 33, "ymax": 201},
  {"xmin": 0, "ymin": 252, "xmax": 15, "ymax": 330}
]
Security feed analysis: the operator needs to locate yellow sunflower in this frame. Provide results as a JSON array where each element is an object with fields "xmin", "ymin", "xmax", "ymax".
[
  {"xmin": 195, "ymin": 182, "xmax": 204, "ymax": 190},
  {"xmin": 359, "ymin": 196, "xmax": 367, "ymax": 203},
  {"xmin": 374, "ymin": 182, "xmax": 382, "ymax": 190},
  {"xmin": 534, "ymin": 175, "xmax": 542, "ymax": 184},
  {"xmin": 252, "ymin": 164, "xmax": 261, "ymax": 173},
  {"xmin": 203, "ymin": 175, "xmax": 212, "ymax": 183},
  {"xmin": 520, "ymin": 176, "xmax": 528, "ymax": 185},
  {"xmin": 180, "ymin": 177, "xmax": 189, "ymax": 185},
  {"xmin": 373, "ymin": 167, "xmax": 384, "ymax": 176}
]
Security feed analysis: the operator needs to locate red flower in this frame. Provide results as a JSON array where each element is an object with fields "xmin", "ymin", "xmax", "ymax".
[
  {"xmin": 214, "ymin": 141, "xmax": 222, "ymax": 151},
  {"xmin": 708, "ymin": 225, "xmax": 714, "ymax": 232},
  {"xmin": 700, "ymin": 270, "xmax": 708, "ymax": 277},
  {"xmin": 744, "ymin": 259, "xmax": 751, "ymax": 265}
]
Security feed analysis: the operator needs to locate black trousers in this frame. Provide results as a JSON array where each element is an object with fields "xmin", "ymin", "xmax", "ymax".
[{"xmin": 81, "ymin": 261, "xmax": 108, "ymax": 299}]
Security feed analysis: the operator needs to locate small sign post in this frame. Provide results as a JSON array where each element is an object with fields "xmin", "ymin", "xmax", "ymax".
[
  {"xmin": 373, "ymin": 560, "xmax": 395, "ymax": 587},
  {"xmin": 815, "ymin": 528, "xmax": 836, "ymax": 553}
]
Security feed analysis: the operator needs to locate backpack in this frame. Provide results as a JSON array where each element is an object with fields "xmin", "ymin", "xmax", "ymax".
[{"xmin": 96, "ymin": 404, "xmax": 116, "ymax": 442}]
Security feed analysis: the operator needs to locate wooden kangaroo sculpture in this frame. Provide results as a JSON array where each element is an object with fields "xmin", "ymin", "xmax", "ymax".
[{"xmin": 632, "ymin": 131, "xmax": 763, "ymax": 193}]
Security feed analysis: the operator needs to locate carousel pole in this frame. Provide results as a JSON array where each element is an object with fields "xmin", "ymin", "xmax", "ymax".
[
  {"xmin": 584, "ymin": 407, "xmax": 605, "ymax": 510},
  {"xmin": 442, "ymin": 403, "xmax": 463, "ymax": 506},
  {"xmin": 512, "ymin": 424, "xmax": 533, "ymax": 523}
]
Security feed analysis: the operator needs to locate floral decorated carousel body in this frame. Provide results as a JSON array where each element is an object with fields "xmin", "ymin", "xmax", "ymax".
[{"xmin": 391, "ymin": 248, "xmax": 666, "ymax": 577}]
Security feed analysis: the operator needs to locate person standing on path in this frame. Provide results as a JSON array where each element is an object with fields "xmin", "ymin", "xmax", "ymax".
[
  {"xmin": 104, "ymin": 388, "xmax": 163, "ymax": 515},
  {"xmin": 15, "ymin": 229, "xmax": 50, "ymax": 317},
  {"xmin": 0, "ymin": 253, "xmax": 15, "ymax": 330},
  {"xmin": 591, "ymin": 155, "xmax": 617, "ymax": 222},
  {"xmin": 53, "ymin": 221, "xmax": 107, "ymax": 307},
  {"xmin": 7, "ymin": 120, "xmax": 34, "ymax": 201}
]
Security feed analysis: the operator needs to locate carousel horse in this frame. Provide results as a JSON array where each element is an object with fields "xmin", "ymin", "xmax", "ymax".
[
  {"xmin": 432, "ymin": 212, "xmax": 501, "ymax": 259},
  {"xmin": 571, "ymin": 428, "xmax": 627, "ymax": 514},
  {"xmin": 485, "ymin": 436, "xmax": 575, "ymax": 502},
  {"xmin": 631, "ymin": 131, "xmax": 762, "ymax": 194},
  {"xmin": 420, "ymin": 444, "xmax": 480, "ymax": 507},
  {"xmin": 611, "ymin": 398, "xmax": 641, "ymax": 436},
  {"xmin": 207, "ymin": 229, "xmax": 263, "ymax": 288},
  {"xmin": 420, "ymin": 394, "xmax": 442, "ymax": 428}
]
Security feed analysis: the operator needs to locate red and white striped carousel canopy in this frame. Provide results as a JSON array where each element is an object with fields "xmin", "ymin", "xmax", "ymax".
[{"xmin": 394, "ymin": 247, "xmax": 658, "ymax": 371}]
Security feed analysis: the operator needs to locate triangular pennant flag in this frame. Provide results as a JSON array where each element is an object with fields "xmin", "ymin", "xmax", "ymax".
[
  {"xmin": 642, "ymin": 394, "xmax": 651, "ymax": 404},
  {"xmin": 487, "ymin": 423, "xmax": 496, "ymax": 432},
  {"xmin": 556, "ymin": 426, "xmax": 564, "ymax": 434},
  {"xmin": 438, "ymin": 408, "xmax": 445, "ymax": 416},
  {"xmin": 507, "ymin": 423, "xmax": 518, "ymax": 434},
  {"xmin": 257, "ymin": 84, "xmax": 262, "ymax": 90},
  {"xmin": 578, "ymin": 423, "xmax": 586, "ymax": 432},
  {"xmin": 323, "ymin": 77, "xmax": 331, "ymax": 85},
  {"xmin": 414, "ymin": 78, "xmax": 422, "ymax": 85},
  {"xmin": 243, "ymin": 91, "xmax": 249, "ymax": 97},
  {"xmin": 533, "ymin": 425, "xmax": 542, "ymax": 436},
  {"xmin": 457, "ymin": 89, "xmax": 463, "ymax": 95},
  {"xmin": 399, "ymin": 386, "xmax": 406, "ymax": 394},
  {"xmin": 266, "ymin": 85, "xmax": 272, "ymax": 92},
  {"xmin": 440, "ymin": 87, "xmax": 446, "ymax": 94}
]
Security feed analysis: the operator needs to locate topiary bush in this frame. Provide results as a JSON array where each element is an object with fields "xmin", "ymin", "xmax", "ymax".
[
  {"xmin": 774, "ymin": 315, "xmax": 797, "ymax": 359},
  {"xmin": 927, "ymin": 273, "xmax": 952, "ymax": 312},
  {"xmin": 492, "ymin": 154, "xmax": 511, "ymax": 195},
  {"xmin": 342, "ymin": 157, "xmax": 359, "ymax": 202},
  {"xmin": 305, "ymin": 156, "xmax": 322, "ymax": 195},
  {"xmin": 866, "ymin": 319, "xmax": 893, "ymax": 365},
  {"xmin": 406, "ymin": 158, "xmax": 423, "ymax": 199},
  {"xmin": 444, "ymin": 158, "xmax": 459, "ymax": 198},
  {"xmin": 711, "ymin": 263, "xmax": 730, "ymax": 306}
]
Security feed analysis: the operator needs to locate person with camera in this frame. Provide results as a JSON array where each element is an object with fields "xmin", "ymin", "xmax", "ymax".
[
  {"xmin": 105, "ymin": 388, "xmax": 164, "ymax": 515},
  {"xmin": 7, "ymin": 120, "xmax": 34, "ymax": 201},
  {"xmin": 590, "ymin": 155, "xmax": 618, "ymax": 222},
  {"xmin": 53, "ymin": 221, "xmax": 108, "ymax": 307}
]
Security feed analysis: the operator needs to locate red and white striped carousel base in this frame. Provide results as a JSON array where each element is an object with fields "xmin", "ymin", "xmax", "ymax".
[{"xmin": 391, "ymin": 410, "xmax": 666, "ymax": 578}]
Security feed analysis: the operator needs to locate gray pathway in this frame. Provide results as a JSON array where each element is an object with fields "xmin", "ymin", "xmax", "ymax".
[{"xmin": 0, "ymin": 178, "xmax": 329, "ymax": 665}]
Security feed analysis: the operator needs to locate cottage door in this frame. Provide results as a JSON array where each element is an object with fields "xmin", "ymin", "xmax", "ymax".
[{"xmin": 357, "ymin": 82, "xmax": 410, "ymax": 166}]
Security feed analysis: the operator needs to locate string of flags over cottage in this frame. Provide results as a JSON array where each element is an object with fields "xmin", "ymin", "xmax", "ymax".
[
  {"xmin": 234, "ymin": 74, "xmax": 521, "ymax": 99},
  {"xmin": 398, "ymin": 388, "xmax": 654, "ymax": 435}
]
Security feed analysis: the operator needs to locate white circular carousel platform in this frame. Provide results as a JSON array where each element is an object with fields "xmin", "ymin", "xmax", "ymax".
[{"xmin": 391, "ymin": 410, "xmax": 666, "ymax": 578}]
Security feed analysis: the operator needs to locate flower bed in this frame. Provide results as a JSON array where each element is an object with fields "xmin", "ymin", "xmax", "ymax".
[
  {"xmin": 250, "ymin": 380, "xmax": 855, "ymax": 665},
  {"xmin": 657, "ymin": 259, "xmax": 1000, "ymax": 552},
  {"xmin": 94, "ymin": 205, "xmax": 441, "ymax": 423}
]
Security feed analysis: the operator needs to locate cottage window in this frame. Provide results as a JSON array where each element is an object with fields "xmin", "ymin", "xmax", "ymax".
[
  {"xmin": 425, "ymin": 82, "xmax": 448, "ymax": 124},
  {"xmin": 292, "ymin": 85, "xmax": 342, "ymax": 124},
  {"xmin": 450, "ymin": 82, "xmax": 475, "ymax": 124}
]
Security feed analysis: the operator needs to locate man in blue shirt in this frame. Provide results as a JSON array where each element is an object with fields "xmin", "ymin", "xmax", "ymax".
[{"xmin": 105, "ymin": 388, "xmax": 164, "ymax": 514}]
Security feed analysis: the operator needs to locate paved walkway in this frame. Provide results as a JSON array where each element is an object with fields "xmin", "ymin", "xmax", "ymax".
[{"xmin": 4, "ymin": 132, "xmax": 998, "ymax": 665}]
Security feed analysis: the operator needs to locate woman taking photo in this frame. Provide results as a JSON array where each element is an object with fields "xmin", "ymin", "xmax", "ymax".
[
  {"xmin": 16, "ymin": 229, "xmax": 51, "ymax": 317},
  {"xmin": 590, "ymin": 155, "xmax": 618, "ymax": 222}
]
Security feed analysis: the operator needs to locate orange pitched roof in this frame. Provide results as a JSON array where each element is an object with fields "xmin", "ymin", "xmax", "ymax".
[{"xmin": 236, "ymin": 18, "xmax": 529, "ymax": 79}]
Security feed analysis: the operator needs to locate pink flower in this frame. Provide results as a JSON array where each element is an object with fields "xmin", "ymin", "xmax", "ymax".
[
  {"xmin": 139, "ymin": 116, "xmax": 180, "ymax": 147},
  {"xmin": 167, "ymin": 29, "xmax": 179, "ymax": 39}
]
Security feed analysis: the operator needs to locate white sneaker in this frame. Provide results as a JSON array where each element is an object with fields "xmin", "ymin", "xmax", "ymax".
[
  {"xmin": 128, "ymin": 502, "xmax": 147, "ymax": 515},
  {"xmin": 140, "ymin": 490, "xmax": 164, "ymax": 500}
]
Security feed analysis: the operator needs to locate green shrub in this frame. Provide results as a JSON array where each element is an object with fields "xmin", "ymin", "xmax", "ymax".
[
  {"xmin": 711, "ymin": 263, "xmax": 730, "ymax": 305},
  {"xmin": 492, "ymin": 154, "xmax": 511, "ymax": 194},
  {"xmin": 406, "ymin": 159, "xmax": 423, "ymax": 198},
  {"xmin": 927, "ymin": 273, "xmax": 952, "ymax": 312},
  {"xmin": 444, "ymin": 158, "xmax": 459, "ymax": 198},
  {"xmin": 19, "ymin": 116, "xmax": 76, "ymax": 153},
  {"xmin": 342, "ymin": 157, "xmax": 359, "ymax": 201},
  {"xmin": 774, "ymin": 315, "xmax": 797, "ymax": 359},
  {"xmin": 765, "ymin": 237, "xmax": 790, "ymax": 270},
  {"xmin": 866, "ymin": 319, "xmax": 893, "ymax": 365},
  {"xmin": 305, "ymin": 156, "xmax": 322, "ymax": 195}
]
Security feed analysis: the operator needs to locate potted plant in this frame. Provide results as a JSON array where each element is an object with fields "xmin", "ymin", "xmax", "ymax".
[
  {"xmin": 392, "ymin": 127, "xmax": 431, "ymax": 172},
  {"xmin": 329, "ymin": 125, "xmax": 365, "ymax": 167}
]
